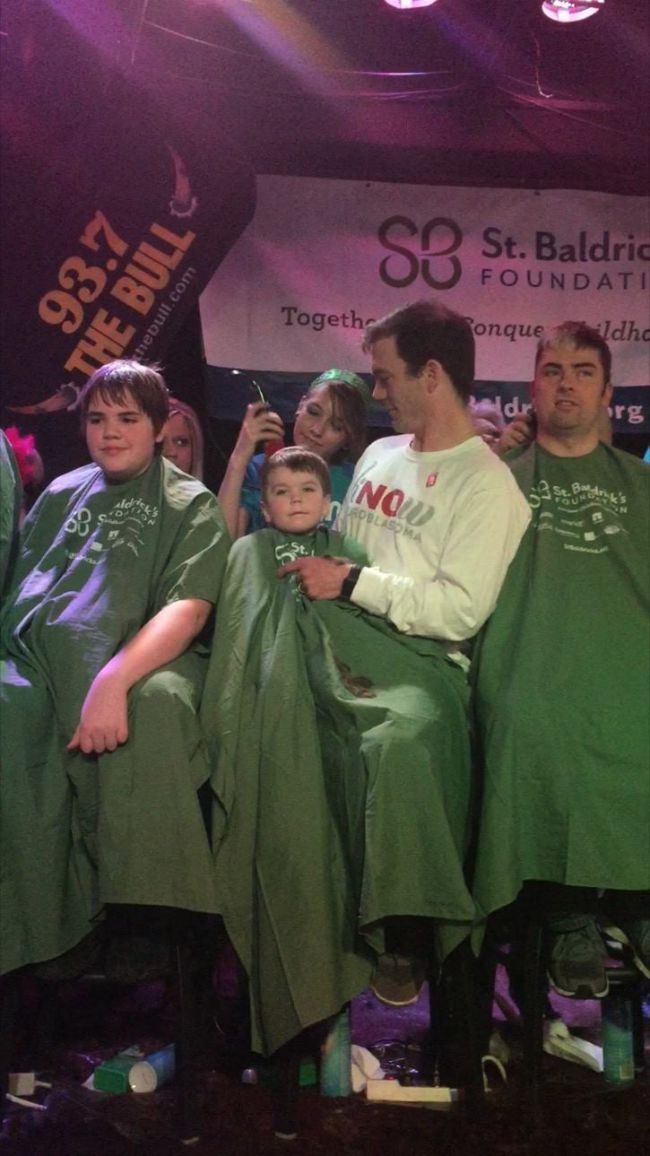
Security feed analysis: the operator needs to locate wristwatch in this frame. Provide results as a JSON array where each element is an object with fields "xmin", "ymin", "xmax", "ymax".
[{"xmin": 340, "ymin": 565, "xmax": 362, "ymax": 601}]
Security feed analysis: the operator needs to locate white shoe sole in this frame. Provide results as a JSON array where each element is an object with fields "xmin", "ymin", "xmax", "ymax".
[
  {"xmin": 547, "ymin": 971, "xmax": 609, "ymax": 1000},
  {"xmin": 603, "ymin": 924, "xmax": 650, "ymax": 981},
  {"xmin": 369, "ymin": 982, "xmax": 421, "ymax": 1008}
]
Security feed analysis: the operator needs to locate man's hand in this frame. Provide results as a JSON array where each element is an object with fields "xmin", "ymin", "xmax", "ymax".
[
  {"xmin": 278, "ymin": 556, "xmax": 352, "ymax": 600},
  {"xmin": 67, "ymin": 666, "xmax": 129, "ymax": 755},
  {"xmin": 496, "ymin": 413, "xmax": 535, "ymax": 456}
]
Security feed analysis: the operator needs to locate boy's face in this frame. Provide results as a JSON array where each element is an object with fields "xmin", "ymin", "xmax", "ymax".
[
  {"xmin": 85, "ymin": 389, "xmax": 162, "ymax": 483},
  {"xmin": 261, "ymin": 466, "xmax": 330, "ymax": 533}
]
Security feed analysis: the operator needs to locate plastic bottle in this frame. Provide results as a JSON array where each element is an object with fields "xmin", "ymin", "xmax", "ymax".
[
  {"xmin": 601, "ymin": 987, "xmax": 635, "ymax": 1086},
  {"xmin": 320, "ymin": 1007, "xmax": 352, "ymax": 1097},
  {"xmin": 128, "ymin": 1044, "xmax": 176, "ymax": 1093}
]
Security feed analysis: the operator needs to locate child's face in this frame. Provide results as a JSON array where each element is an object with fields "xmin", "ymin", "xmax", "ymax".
[
  {"xmin": 161, "ymin": 412, "xmax": 194, "ymax": 475},
  {"xmin": 261, "ymin": 467, "xmax": 330, "ymax": 534},
  {"xmin": 85, "ymin": 389, "xmax": 162, "ymax": 483},
  {"xmin": 293, "ymin": 385, "xmax": 348, "ymax": 461}
]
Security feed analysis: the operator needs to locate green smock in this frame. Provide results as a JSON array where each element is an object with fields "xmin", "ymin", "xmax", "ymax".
[
  {"xmin": 471, "ymin": 443, "xmax": 650, "ymax": 930},
  {"xmin": 0, "ymin": 456, "xmax": 229, "ymax": 976},
  {"xmin": 0, "ymin": 430, "xmax": 22, "ymax": 598},
  {"xmin": 202, "ymin": 526, "xmax": 475, "ymax": 1055}
]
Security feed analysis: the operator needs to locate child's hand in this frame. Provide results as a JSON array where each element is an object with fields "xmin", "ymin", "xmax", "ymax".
[
  {"xmin": 68, "ymin": 667, "xmax": 129, "ymax": 755},
  {"xmin": 234, "ymin": 402, "xmax": 285, "ymax": 462}
]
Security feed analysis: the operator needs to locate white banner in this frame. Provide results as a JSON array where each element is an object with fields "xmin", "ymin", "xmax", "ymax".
[{"xmin": 200, "ymin": 177, "xmax": 650, "ymax": 386}]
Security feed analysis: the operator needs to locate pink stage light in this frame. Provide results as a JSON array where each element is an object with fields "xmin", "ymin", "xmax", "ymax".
[
  {"xmin": 384, "ymin": 1, "xmax": 440, "ymax": 10},
  {"xmin": 541, "ymin": 1, "xmax": 605, "ymax": 24}
]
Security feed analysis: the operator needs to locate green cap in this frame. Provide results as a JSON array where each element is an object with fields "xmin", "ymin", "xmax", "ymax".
[{"xmin": 309, "ymin": 368, "xmax": 373, "ymax": 409}]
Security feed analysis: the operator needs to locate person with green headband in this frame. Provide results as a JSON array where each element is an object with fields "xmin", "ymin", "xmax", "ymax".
[{"xmin": 217, "ymin": 369, "xmax": 370, "ymax": 539}]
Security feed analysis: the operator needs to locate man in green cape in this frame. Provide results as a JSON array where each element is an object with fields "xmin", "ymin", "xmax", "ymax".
[{"xmin": 471, "ymin": 321, "xmax": 650, "ymax": 999}]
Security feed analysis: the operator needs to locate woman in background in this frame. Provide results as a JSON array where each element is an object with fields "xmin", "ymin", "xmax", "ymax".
[{"xmin": 161, "ymin": 398, "xmax": 205, "ymax": 481}]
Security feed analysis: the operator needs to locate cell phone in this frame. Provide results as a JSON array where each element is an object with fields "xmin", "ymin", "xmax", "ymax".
[{"xmin": 230, "ymin": 368, "xmax": 268, "ymax": 407}]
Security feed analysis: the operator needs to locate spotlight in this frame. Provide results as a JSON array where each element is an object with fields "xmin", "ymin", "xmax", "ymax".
[
  {"xmin": 541, "ymin": 1, "xmax": 605, "ymax": 23},
  {"xmin": 384, "ymin": 1, "xmax": 440, "ymax": 10}
]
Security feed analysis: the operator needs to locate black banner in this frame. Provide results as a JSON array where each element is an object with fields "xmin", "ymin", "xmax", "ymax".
[
  {"xmin": 205, "ymin": 368, "xmax": 650, "ymax": 436},
  {"xmin": 1, "ymin": 0, "xmax": 255, "ymax": 476}
]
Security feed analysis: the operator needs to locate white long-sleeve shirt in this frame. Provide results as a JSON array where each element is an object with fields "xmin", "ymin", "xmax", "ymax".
[{"xmin": 338, "ymin": 434, "xmax": 530, "ymax": 660}]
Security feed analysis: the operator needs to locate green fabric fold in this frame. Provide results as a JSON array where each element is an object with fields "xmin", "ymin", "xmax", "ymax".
[{"xmin": 470, "ymin": 443, "xmax": 650, "ymax": 942}]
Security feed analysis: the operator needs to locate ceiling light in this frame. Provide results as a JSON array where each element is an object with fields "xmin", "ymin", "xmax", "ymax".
[
  {"xmin": 384, "ymin": 1, "xmax": 440, "ymax": 10},
  {"xmin": 541, "ymin": 1, "xmax": 605, "ymax": 23}
]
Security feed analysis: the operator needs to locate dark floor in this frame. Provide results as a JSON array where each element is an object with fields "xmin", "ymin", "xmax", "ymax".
[{"xmin": 2, "ymin": 968, "xmax": 649, "ymax": 1156}]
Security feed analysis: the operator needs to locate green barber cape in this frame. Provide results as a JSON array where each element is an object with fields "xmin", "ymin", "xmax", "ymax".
[
  {"xmin": 202, "ymin": 526, "xmax": 475, "ymax": 1055},
  {"xmin": 0, "ymin": 456, "xmax": 229, "ymax": 976},
  {"xmin": 471, "ymin": 443, "xmax": 650, "ymax": 927},
  {"xmin": 0, "ymin": 430, "xmax": 22, "ymax": 599}
]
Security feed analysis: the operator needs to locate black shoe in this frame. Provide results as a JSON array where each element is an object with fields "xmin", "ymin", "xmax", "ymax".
[
  {"xmin": 370, "ymin": 953, "xmax": 426, "ymax": 1007},
  {"xmin": 32, "ymin": 926, "xmax": 106, "ymax": 981}
]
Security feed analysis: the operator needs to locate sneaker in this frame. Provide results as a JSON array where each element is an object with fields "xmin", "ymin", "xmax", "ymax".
[
  {"xmin": 603, "ymin": 920, "xmax": 650, "ymax": 981},
  {"xmin": 370, "ymin": 953, "xmax": 426, "ymax": 1007},
  {"xmin": 546, "ymin": 918, "xmax": 609, "ymax": 999}
]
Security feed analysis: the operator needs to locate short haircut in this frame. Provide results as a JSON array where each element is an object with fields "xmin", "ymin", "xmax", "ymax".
[
  {"xmin": 79, "ymin": 360, "xmax": 170, "ymax": 435},
  {"xmin": 364, "ymin": 299, "xmax": 475, "ymax": 402},
  {"xmin": 260, "ymin": 446, "xmax": 331, "ymax": 498},
  {"xmin": 535, "ymin": 321, "xmax": 612, "ymax": 384}
]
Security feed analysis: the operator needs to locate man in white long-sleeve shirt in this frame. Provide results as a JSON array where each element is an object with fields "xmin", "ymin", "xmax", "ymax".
[
  {"xmin": 282, "ymin": 300, "xmax": 529, "ymax": 648},
  {"xmin": 281, "ymin": 299, "xmax": 530, "ymax": 1005}
]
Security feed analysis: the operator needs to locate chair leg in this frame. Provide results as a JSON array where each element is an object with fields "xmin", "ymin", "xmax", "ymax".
[
  {"xmin": 271, "ymin": 1039, "xmax": 301, "ymax": 1140},
  {"xmin": 522, "ymin": 919, "xmax": 546, "ymax": 1108},
  {"xmin": 475, "ymin": 937, "xmax": 500, "ymax": 1060},
  {"xmin": 0, "ymin": 974, "xmax": 21, "ymax": 1117},
  {"xmin": 173, "ymin": 937, "xmax": 201, "ymax": 1144},
  {"xmin": 434, "ymin": 940, "xmax": 484, "ymax": 1098}
]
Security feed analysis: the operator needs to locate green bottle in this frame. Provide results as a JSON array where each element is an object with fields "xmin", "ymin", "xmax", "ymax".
[{"xmin": 320, "ymin": 1007, "xmax": 352, "ymax": 1097}]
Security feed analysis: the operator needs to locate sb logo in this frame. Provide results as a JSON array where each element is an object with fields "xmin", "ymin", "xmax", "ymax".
[
  {"xmin": 64, "ymin": 507, "xmax": 93, "ymax": 537},
  {"xmin": 377, "ymin": 216, "xmax": 463, "ymax": 290}
]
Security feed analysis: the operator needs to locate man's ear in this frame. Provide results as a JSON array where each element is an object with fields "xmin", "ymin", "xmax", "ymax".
[
  {"xmin": 421, "ymin": 359, "xmax": 441, "ymax": 393},
  {"xmin": 602, "ymin": 381, "xmax": 614, "ymax": 405}
]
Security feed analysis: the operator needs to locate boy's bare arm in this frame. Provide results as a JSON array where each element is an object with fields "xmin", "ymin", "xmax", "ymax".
[{"xmin": 67, "ymin": 598, "xmax": 212, "ymax": 756}]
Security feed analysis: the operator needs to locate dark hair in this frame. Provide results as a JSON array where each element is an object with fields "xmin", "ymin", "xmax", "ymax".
[
  {"xmin": 299, "ymin": 378, "xmax": 367, "ymax": 463},
  {"xmin": 364, "ymin": 299, "xmax": 475, "ymax": 402},
  {"xmin": 79, "ymin": 360, "xmax": 170, "ymax": 435},
  {"xmin": 260, "ymin": 446, "xmax": 331, "ymax": 498},
  {"xmin": 535, "ymin": 321, "xmax": 612, "ymax": 384}
]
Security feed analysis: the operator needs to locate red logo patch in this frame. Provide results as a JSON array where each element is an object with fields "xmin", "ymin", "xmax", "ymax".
[{"xmin": 426, "ymin": 472, "xmax": 438, "ymax": 488}]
